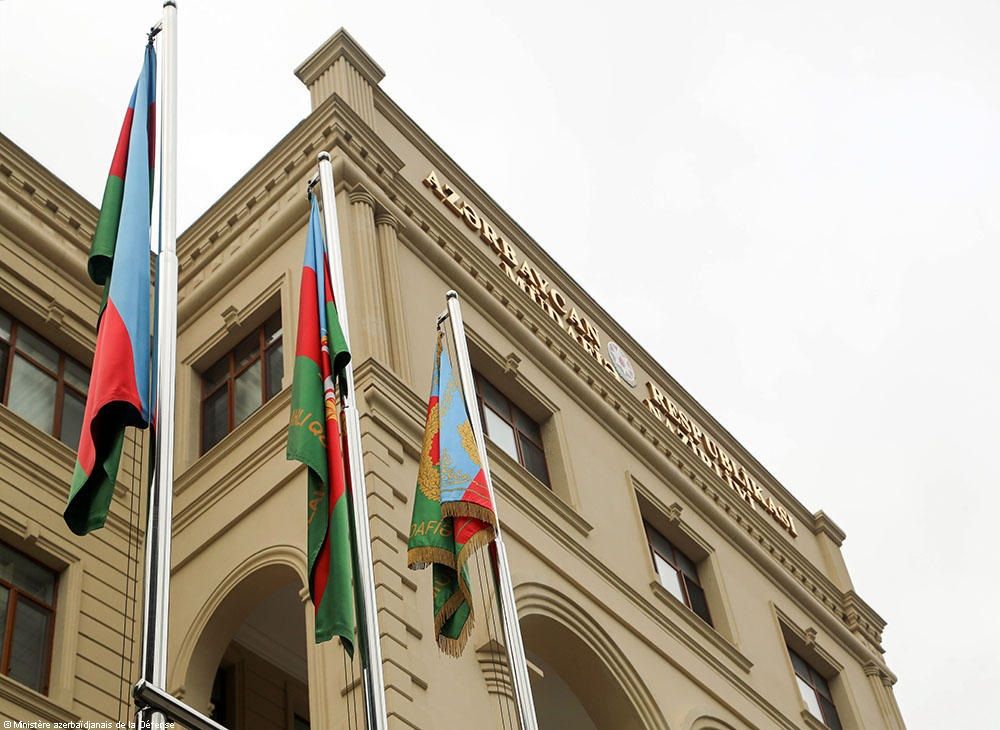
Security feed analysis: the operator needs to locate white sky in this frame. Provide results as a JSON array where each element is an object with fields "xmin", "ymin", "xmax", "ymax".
[{"xmin": 3, "ymin": 1, "xmax": 996, "ymax": 726}]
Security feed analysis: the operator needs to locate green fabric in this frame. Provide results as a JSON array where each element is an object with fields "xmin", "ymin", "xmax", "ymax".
[{"xmin": 65, "ymin": 426, "xmax": 125, "ymax": 536}]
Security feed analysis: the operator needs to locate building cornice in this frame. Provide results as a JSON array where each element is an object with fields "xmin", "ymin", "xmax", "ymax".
[
  {"xmin": 0, "ymin": 132, "xmax": 97, "ymax": 256},
  {"xmin": 176, "ymin": 94, "xmax": 403, "ymax": 303}
]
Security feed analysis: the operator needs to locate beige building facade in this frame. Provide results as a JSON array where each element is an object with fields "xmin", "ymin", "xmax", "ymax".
[{"xmin": 0, "ymin": 29, "xmax": 905, "ymax": 730}]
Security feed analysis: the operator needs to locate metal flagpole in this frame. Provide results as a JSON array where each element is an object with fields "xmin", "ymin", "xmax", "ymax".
[
  {"xmin": 441, "ymin": 290, "xmax": 539, "ymax": 730},
  {"xmin": 132, "ymin": 6, "xmax": 228, "ymax": 729},
  {"xmin": 137, "ymin": 2, "xmax": 179, "ymax": 729},
  {"xmin": 315, "ymin": 151, "xmax": 389, "ymax": 730}
]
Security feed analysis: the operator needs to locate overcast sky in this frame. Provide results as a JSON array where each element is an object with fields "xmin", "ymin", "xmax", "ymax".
[{"xmin": 3, "ymin": 1, "xmax": 996, "ymax": 726}]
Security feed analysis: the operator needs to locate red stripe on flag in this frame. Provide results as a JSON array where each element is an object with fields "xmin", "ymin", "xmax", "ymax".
[
  {"xmin": 296, "ymin": 267, "xmax": 322, "ymax": 364},
  {"xmin": 312, "ymin": 531, "xmax": 330, "ymax": 608},
  {"xmin": 109, "ymin": 107, "xmax": 135, "ymax": 179},
  {"xmin": 76, "ymin": 301, "xmax": 143, "ymax": 473}
]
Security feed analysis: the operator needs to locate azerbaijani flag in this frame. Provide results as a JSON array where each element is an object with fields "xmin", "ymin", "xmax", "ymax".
[
  {"xmin": 64, "ymin": 44, "xmax": 157, "ymax": 536},
  {"xmin": 287, "ymin": 195, "xmax": 358, "ymax": 653},
  {"xmin": 407, "ymin": 331, "xmax": 496, "ymax": 656}
]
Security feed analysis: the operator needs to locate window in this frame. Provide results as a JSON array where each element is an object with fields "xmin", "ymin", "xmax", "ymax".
[
  {"xmin": 292, "ymin": 715, "xmax": 310, "ymax": 730},
  {"xmin": 0, "ymin": 309, "xmax": 89, "ymax": 448},
  {"xmin": 645, "ymin": 522, "xmax": 712, "ymax": 626},
  {"xmin": 0, "ymin": 542, "xmax": 57, "ymax": 693},
  {"xmin": 473, "ymin": 372, "xmax": 550, "ymax": 487},
  {"xmin": 790, "ymin": 648, "xmax": 843, "ymax": 730},
  {"xmin": 201, "ymin": 312, "xmax": 283, "ymax": 453}
]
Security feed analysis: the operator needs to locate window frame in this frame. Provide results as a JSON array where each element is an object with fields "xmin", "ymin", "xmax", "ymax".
[
  {"xmin": 0, "ymin": 310, "xmax": 88, "ymax": 447},
  {"xmin": 472, "ymin": 371, "xmax": 551, "ymax": 487},
  {"xmin": 789, "ymin": 648, "xmax": 843, "ymax": 730},
  {"xmin": 0, "ymin": 542, "xmax": 58, "ymax": 695},
  {"xmin": 644, "ymin": 521, "xmax": 713, "ymax": 626},
  {"xmin": 200, "ymin": 312, "xmax": 283, "ymax": 454}
]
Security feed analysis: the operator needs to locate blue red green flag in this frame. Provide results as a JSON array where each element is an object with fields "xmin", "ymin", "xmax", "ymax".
[
  {"xmin": 286, "ymin": 195, "xmax": 358, "ymax": 653},
  {"xmin": 64, "ymin": 44, "xmax": 157, "ymax": 536},
  {"xmin": 407, "ymin": 331, "xmax": 497, "ymax": 656}
]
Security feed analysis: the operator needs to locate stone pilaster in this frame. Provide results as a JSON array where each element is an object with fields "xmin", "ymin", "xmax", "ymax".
[
  {"xmin": 349, "ymin": 186, "xmax": 391, "ymax": 364},
  {"xmin": 374, "ymin": 211, "xmax": 412, "ymax": 384},
  {"xmin": 863, "ymin": 662, "xmax": 906, "ymax": 730}
]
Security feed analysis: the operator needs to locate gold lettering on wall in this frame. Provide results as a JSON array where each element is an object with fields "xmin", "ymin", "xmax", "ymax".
[
  {"xmin": 423, "ymin": 169, "xmax": 618, "ymax": 380},
  {"xmin": 643, "ymin": 382, "xmax": 798, "ymax": 536},
  {"xmin": 423, "ymin": 169, "xmax": 798, "ymax": 539}
]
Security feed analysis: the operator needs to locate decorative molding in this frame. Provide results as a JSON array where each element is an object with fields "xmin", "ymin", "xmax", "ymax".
[
  {"xmin": 0, "ymin": 132, "xmax": 97, "ymax": 256},
  {"xmin": 477, "ymin": 639, "xmax": 514, "ymax": 703},
  {"xmin": 0, "ymin": 674, "xmax": 80, "ymax": 724},
  {"xmin": 649, "ymin": 581, "xmax": 752, "ymax": 673},
  {"xmin": 665, "ymin": 502, "xmax": 684, "ymax": 524},
  {"xmin": 772, "ymin": 603, "xmax": 844, "ymax": 674},
  {"xmin": 0, "ymin": 405, "xmax": 134, "ymax": 539},
  {"xmin": 374, "ymin": 210, "xmax": 399, "ymax": 230},
  {"xmin": 173, "ymin": 387, "xmax": 292, "ymax": 531},
  {"xmin": 813, "ymin": 511, "xmax": 847, "ymax": 546},
  {"xmin": 349, "ymin": 185, "xmax": 377, "ymax": 207},
  {"xmin": 503, "ymin": 352, "xmax": 521, "ymax": 375},
  {"xmin": 295, "ymin": 28, "xmax": 385, "ymax": 123},
  {"xmin": 182, "ymin": 272, "xmax": 284, "ymax": 367},
  {"xmin": 801, "ymin": 709, "xmax": 828, "ymax": 730}
]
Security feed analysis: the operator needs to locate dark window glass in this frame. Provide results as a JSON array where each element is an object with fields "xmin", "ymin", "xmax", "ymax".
[
  {"xmin": 473, "ymin": 372, "xmax": 551, "ymax": 488},
  {"xmin": 60, "ymin": 391, "xmax": 86, "ymax": 450},
  {"xmin": 519, "ymin": 438, "xmax": 550, "ymax": 484},
  {"xmin": 8, "ymin": 356, "xmax": 57, "ymax": 432},
  {"xmin": 789, "ymin": 648, "xmax": 844, "ymax": 729},
  {"xmin": 0, "ymin": 310, "xmax": 90, "ymax": 446},
  {"xmin": 819, "ymin": 697, "xmax": 843, "ymax": 730},
  {"xmin": 202, "ymin": 388, "xmax": 228, "ymax": 453},
  {"xmin": 8, "ymin": 600, "xmax": 50, "ymax": 690},
  {"xmin": 234, "ymin": 361, "xmax": 262, "ymax": 426},
  {"xmin": 265, "ymin": 343, "xmax": 283, "ymax": 399},
  {"xmin": 200, "ymin": 312, "xmax": 283, "ymax": 453},
  {"xmin": 293, "ymin": 715, "xmax": 310, "ymax": 730},
  {"xmin": 645, "ymin": 522, "xmax": 713, "ymax": 626},
  {"xmin": 0, "ymin": 542, "xmax": 57, "ymax": 694}
]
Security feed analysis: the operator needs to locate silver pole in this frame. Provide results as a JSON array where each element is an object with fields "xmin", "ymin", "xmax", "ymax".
[
  {"xmin": 139, "ymin": 3, "xmax": 177, "ymax": 730},
  {"xmin": 443, "ymin": 290, "xmax": 539, "ymax": 730},
  {"xmin": 315, "ymin": 152, "xmax": 389, "ymax": 730}
]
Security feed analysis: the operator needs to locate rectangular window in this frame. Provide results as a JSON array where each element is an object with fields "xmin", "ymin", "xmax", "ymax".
[
  {"xmin": 645, "ymin": 522, "xmax": 712, "ymax": 626},
  {"xmin": 0, "ymin": 309, "xmax": 89, "ymax": 448},
  {"xmin": 201, "ymin": 312, "xmax": 283, "ymax": 453},
  {"xmin": 0, "ymin": 542, "xmax": 57, "ymax": 694},
  {"xmin": 789, "ymin": 648, "xmax": 844, "ymax": 730},
  {"xmin": 473, "ymin": 372, "xmax": 551, "ymax": 487}
]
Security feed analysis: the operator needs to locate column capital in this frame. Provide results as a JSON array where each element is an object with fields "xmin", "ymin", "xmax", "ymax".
[
  {"xmin": 349, "ymin": 185, "xmax": 376, "ymax": 208},
  {"xmin": 374, "ymin": 210, "xmax": 400, "ymax": 230}
]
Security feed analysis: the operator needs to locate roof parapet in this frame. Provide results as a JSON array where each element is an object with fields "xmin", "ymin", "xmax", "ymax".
[{"xmin": 294, "ymin": 28, "xmax": 384, "ymax": 127}]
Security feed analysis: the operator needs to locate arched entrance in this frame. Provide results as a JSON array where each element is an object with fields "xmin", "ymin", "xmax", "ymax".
[
  {"xmin": 517, "ymin": 583, "xmax": 670, "ymax": 730},
  {"xmin": 170, "ymin": 548, "xmax": 315, "ymax": 728}
]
